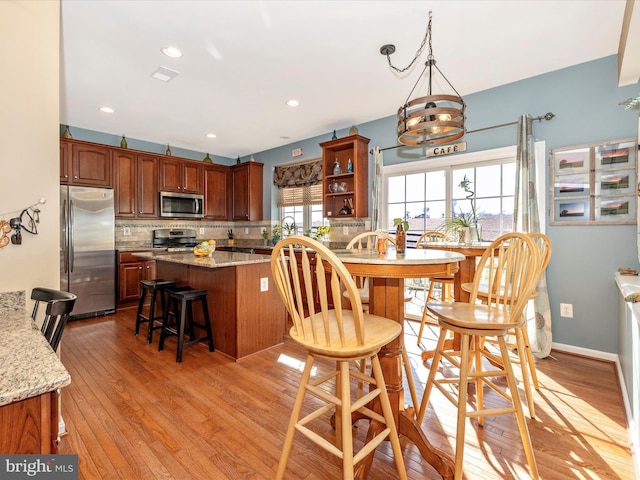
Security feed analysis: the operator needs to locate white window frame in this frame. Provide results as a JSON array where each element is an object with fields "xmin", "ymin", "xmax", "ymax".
[{"xmin": 381, "ymin": 142, "xmax": 546, "ymax": 233}]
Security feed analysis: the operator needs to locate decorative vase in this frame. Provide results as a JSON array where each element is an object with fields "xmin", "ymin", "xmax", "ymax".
[
  {"xmin": 458, "ymin": 227, "xmax": 471, "ymax": 245},
  {"xmin": 272, "ymin": 237, "xmax": 279, "ymax": 246},
  {"xmin": 62, "ymin": 125, "xmax": 72, "ymax": 139},
  {"xmin": 120, "ymin": 135, "xmax": 128, "ymax": 148},
  {"xmin": 203, "ymin": 153, "xmax": 213, "ymax": 163},
  {"xmin": 166, "ymin": 144, "xmax": 172, "ymax": 156},
  {"xmin": 470, "ymin": 223, "xmax": 482, "ymax": 244},
  {"xmin": 396, "ymin": 225, "xmax": 406, "ymax": 254},
  {"xmin": 349, "ymin": 125, "xmax": 359, "ymax": 135}
]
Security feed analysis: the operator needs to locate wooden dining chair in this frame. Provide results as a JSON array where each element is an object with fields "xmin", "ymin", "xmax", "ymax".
[
  {"xmin": 345, "ymin": 231, "xmax": 419, "ymax": 410},
  {"xmin": 31, "ymin": 287, "xmax": 77, "ymax": 352},
  {"xmin": 460, "ymin": 232, "xmax": 552, "ymax": 418},
  {"xmin": 271, "ymin": 236, "xmax": 407, "ymax": 480},
  {"xmin": 416, "ymin": 232, "xmax": 539, "ymax": 480},
  {"xmin": 415, "ymin": 231, "xmax": 455, "ymax": 346}
]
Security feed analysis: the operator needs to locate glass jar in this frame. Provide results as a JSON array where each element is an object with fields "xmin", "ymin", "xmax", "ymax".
[{"xmin": 333, "ymin": 158, "xmax": 342, "ymax": 175}]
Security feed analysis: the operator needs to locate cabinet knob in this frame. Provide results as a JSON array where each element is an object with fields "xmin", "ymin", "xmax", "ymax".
[
  {"xmin": 74, "ymin": 175, "xmax": 78, "ymax": 179},
  {"xmin": 138, "ymin": 266, "xmax": 142, "ymax": 270}
]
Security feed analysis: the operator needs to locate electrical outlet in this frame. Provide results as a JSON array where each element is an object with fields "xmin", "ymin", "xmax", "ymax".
[
  {"xmin": 123, "ymin": 227, "xmax": 130, "ymax": 236},
  {"xmin": 199, "ymin": 227, "xmax": 205, "ymax": 234},
  {"xmin": 244, "ymin": 228, "xmax": 249, "ymax": 234},
  {"xmin": 560, "ymin": 303, "xmax": 573, "ymax": 318},
  {"xmin": 260, "ymin": 277, "xmax": 268, "ymax": 292},
  {"xmin": 343, "ymin": 226, "xmax": 349, "ymax": 235}
]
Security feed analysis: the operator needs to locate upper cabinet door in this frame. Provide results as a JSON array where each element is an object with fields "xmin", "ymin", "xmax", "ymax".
[
  {"xmin": 137, "ymin": 155, "xmax": 159, "ymax": 217},
  {"xmin": 69, "ymin": 142, "xmax": 113, "ymax": 187},
  {"xmin": 159, "ymin": 158, "xmax": 182, "ymax": 192},
  {"xmin": 159, "ymin": 158, "xmax": 203, "ymax": 194},
  {"xmin": 112, "ymin": 150, "xmax": 137, "ymax": 217},
  {"xmin": 60, "ymin": 141, "xmax": 71, "ymax": 183},
  {"xmin": 231, "ymin": 162, "xmax": 263, "ymax": 221},
  {"xmin": 182, "ymin": 162, "xmax": 203, "ymax": 194},
  {"xmin": 204, "ymin": 164, "xmax": 230, "ymax": 220}
]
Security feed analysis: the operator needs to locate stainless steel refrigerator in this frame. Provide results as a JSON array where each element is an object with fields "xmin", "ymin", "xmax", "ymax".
[{"xmin": 60, "ymin": 186, "xmax": 116, "ymax": 319}]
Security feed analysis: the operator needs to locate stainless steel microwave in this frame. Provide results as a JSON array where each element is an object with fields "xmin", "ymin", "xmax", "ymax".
[{"xmin": 159, "ymin": 191, "xmax": 204, "ymax": 218}]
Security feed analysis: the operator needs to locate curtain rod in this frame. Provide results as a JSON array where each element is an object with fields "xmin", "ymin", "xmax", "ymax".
[{"xmin": 371, "ymin": 112, "xmax": 555, "ymax": 154}]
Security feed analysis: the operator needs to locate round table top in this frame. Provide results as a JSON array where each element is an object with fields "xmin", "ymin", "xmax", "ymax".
[{"xmin": 331, "ymin": 248, "xmax": 464, "ymax": 279}]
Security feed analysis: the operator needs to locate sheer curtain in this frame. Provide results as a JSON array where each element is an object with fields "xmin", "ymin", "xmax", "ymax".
[
  {"xmin": 371, "ymin": 147, "xmax": 384, "ymax": 231},
  {"xmin": 514, "ymin": 114, "xmax": 552, "ymax": 358}
]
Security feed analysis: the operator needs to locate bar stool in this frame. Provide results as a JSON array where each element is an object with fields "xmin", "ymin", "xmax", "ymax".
[
  {"xmin": 159, "ymin": 288, "xmax": 215, "ymax": 363},
  {"xmin": 135, "ymin": 279, "xmax": 176, "ymax": 344}
]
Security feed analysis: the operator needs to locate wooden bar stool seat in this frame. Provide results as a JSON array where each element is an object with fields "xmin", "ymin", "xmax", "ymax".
[
  {"xmin": 135, "ymin": 279, "xmax": 176, "ymax": 344},
  {"xmin": 159, "ymin": 288, "xmax": 214, "ymax": 363}
]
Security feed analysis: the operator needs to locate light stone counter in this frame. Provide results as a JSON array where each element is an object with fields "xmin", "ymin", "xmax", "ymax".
[
  {"xmin": 0, "ymin": 309, "xmax": 71, "ymax": 406},
  {"xmin": 133, "ymin": 250, "xmax": 272, "ymax": 268}
]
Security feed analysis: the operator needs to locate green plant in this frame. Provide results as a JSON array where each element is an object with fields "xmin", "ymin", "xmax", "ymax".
[
  {"xmin": 283, "ymin": 221, "xmax": 296, "ymax": 236},
  {"xmin": 261, "ymin": 228, "xmax": 269, "ymax": 239},
  {"xmin": 271, "ymin": 225, "xmax": 282, "ymax": 239},
  {"xmin": 393, "ymin": 218, "xmax": 409, "ymax": 231}
]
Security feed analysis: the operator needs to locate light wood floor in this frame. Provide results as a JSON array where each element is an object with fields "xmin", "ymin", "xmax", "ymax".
[{"xmin": 57, "ymin": 307, "xmax": 636, "ymax": 479}]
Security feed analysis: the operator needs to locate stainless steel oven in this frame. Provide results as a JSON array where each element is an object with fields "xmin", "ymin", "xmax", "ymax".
[{"xmin": 159, "ymin": 191, "xmax": 204, "ymax": 219}]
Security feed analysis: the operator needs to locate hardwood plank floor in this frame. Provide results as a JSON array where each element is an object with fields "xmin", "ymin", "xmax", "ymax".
[{"xmin": 57, "ymin": 308, "xmax": 636, "ymax": 479}]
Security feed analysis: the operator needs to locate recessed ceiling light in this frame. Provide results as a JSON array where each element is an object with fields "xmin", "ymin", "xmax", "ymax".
[
  {"xmin": 286, "ymin": 99, "xmax": 300, "ymax": 107},
  {"xmin": 161, "ymin": 46, "xmax": 182, "ymax": 58},
  {"xmin": 99, "ymin": 106, "xmax": 114, "ymax": 113},
  {"xmin": 206, "ymin": 133, "xmax": 217, "ymax": 138},
  {"xmin": 280, "ymin": 136, "xmax": 291, "ymax": 140}
]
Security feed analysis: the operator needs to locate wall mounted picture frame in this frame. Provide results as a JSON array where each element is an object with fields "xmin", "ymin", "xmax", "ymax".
[{"xmin": 550, "ymin": 137, "xmax": 637, "ymax": 225}]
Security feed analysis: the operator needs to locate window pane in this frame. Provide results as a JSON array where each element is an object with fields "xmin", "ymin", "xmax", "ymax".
[
  {"xmin": 387, "ymin": 204, "xmax": 405, "ymax": 230},
  {"xmin": 425, "ymin": 170, "xmax": 446, "ymax": 200},
  {"xmin": 475, "ymin": 164, "xmax": 501, "ymax": 197},
  {"xmin": 503, "ymin": 162, "xmax": 516, "ymax": 195},
  {"xmin": 452, "ymin": 168, "xmax": 473, "ymax": 200},
  {"xmin": 388, "ymin": 176, "xmax": 405, "ymax": 203},
  {"xmin": 406, "ymin": 173, "xmax": 425, "ymax": 202}
]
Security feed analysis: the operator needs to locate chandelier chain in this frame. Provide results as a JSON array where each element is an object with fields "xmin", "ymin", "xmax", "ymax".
[{"xmin": 384, "ymin": 12, "xmax": 433, "ymax": 74}]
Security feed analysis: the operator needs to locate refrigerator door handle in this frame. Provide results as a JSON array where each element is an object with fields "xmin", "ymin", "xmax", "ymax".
[
  {"xmin": 62, "ymin": 198, "xmax": 68, "ymax": 273},
  {"xmin": 69, "ymin": 199, "xmax": 74, "ymax": 272}
]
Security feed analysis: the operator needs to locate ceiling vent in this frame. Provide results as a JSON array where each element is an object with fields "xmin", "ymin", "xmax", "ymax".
[{"xmin": 151, "ymin": 66, "xmax": 180, "ymax": 83}]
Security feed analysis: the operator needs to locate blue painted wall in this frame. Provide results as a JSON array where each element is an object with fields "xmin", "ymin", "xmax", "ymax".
[
  {"xmin": 67, "ymin": 55, "xmax": 639, "ymax": 354},
  {"xmin": 256, "ymin": 55, "xmax": 640, "ymax": 354}
]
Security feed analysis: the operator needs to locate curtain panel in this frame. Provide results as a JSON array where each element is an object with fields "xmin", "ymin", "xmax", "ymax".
[{"xmin": 514, "ymin": 114, "xmax": 552, "ymax": 358}]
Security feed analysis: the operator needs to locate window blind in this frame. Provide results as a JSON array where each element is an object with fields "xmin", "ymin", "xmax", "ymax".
[{"xmin": 277, "ymin": 184, "xmax": 323, "ymax": 207}]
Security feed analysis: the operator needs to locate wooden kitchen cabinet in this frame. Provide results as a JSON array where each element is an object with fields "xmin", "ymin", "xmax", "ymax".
[
  {"xmin": 320, "ymin": 134, "xmax": 369, "ymax": 218},
  {"xmin": 204, "ymin": 163, "xmax": 230, "ymax": 220},
  {"xmin": 159, "ymin": 158, "xmax": 203, "ymax": 194},
  {"xmin": 0, "ymin": 390, "xmax": 58, "ymax": 454},
  {"xmin": 231, "ymin": 161, "xmax": 263, "ymax": 221},
  {"xmin": 113, "ymin": 151, "xmax": 159, "ymax": 218},
  {"xmin": 60, "ymin": 139, "xmax": 112, "ymax": 187},
  {"xmin": 118, "ymin": 252, "xmax": 156, "ymax": 304}
]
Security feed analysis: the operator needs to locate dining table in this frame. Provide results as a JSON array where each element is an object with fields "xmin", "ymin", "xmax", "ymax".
[{"xmin": 331, "ymin": 247, "xmax": 465, "ymax": 480}]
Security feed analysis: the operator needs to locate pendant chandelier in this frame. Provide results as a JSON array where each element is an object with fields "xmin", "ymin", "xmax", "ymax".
[{"xmin": 381, "ymin": 12, "xmax": 465, "ymax": 147}]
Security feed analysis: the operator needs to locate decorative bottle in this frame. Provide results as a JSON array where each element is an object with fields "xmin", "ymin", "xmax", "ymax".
[
  {"xmin": 120, "ymin": 135, "xmax": 127, "ymax": 148},
  {"xmin": 332, "ymin": 158, "xmax": 342, "ymax": 175},
  {"xmin": 331, "ymin": 130, "xmax": 337, "ymax": 140},
  {"xmin": 396, "ymin": 224, "xmax": 406, "ymax": 254},
  {"xmin": 339, "ymin": 199, "xmax": 351, "ymax": 215},
  {"xmin": 346, "ymin": 158, "xmax": 353, "ymax": 173},
  {"xmin": 203, "ymin": 153, "xmax": 213, "ymax": 163},
  {"xmin": 166, "ymin": 144, "xmax": 172, "ymax": 156},
  {"xmin": 62, "ymin": 125, "xmax": 72, "ymax": 139}
]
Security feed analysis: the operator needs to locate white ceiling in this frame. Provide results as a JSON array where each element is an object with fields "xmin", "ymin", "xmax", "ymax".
[{"xmin": 59, "ymin": 0, "xmax": 637, "ymax": 159}]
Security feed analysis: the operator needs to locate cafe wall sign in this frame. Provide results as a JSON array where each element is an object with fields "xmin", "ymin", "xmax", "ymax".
[{"xmin": 426, "ymin": 141, "xmax": 467, "ymax": 158}]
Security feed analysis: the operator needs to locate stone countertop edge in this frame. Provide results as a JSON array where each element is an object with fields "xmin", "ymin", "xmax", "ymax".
[
  {"xmin": 133, "ymin": 250, "xmax": 273, "ymax": 268},
  {"xmin": 0, "ymin": 310, "xmax": 71, "ymax": 407}
]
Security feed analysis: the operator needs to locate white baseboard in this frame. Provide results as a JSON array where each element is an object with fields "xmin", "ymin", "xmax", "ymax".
[
  {"xmin": 552, "ymin": 342, "xmax": 640, "ymax": 478},
  {"xmin": 551, "ymin": 341, "xmax": 618, "ymax": 362}
]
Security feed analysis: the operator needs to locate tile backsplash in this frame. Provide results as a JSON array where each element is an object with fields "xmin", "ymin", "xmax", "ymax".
[{"xmin": 115, "ymin": 218, "xmax": 370, "ymax": 249}]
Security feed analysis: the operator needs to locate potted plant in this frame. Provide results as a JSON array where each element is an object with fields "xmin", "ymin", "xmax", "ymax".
[
  {"xmin": 283, "ymin": 221, "xmax": 297, "ymax": 238},
  {"xmin": 441, "ymin": 175, "xmax": 481, "ymax": 244},
  {"xmin": 393, "ymin": 218, "xmax": 409, "ymax": 253},
  {"xmin": 261, "ymin": 228, "xmax": 269, "ymax": 246},
  {"xmin": 271, "ymin": 225, "xmax": 282, "ymax": 245}
]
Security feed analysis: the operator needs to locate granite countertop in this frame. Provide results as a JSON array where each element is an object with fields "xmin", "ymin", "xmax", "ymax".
[
  {"xmin": 0, "ymin": 310, "xmax": 71, "ymax": 406},
  {"xmin": 133, "ymin": 250, "xmax": 273, "ymax": 268}
]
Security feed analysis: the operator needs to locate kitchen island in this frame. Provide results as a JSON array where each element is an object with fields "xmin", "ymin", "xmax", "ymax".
[
  {"xmin": 0, "ymin": 294, "xmax": 71, "ymax": 454},
  {"xmin": 134, "ymin": 251, "xmax": 287, "ymax": 360}
]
